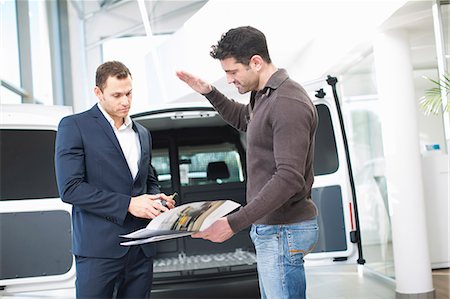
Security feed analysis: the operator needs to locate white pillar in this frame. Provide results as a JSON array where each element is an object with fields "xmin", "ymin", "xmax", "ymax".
[{"xmin": 373, "ymin": 29, "xmax": 435, "ymax": 298}]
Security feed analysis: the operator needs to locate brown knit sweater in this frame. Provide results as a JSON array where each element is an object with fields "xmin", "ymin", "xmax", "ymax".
[{"xmin": 205, "ymin": 69, "xmax": 318, "ymax": 233}]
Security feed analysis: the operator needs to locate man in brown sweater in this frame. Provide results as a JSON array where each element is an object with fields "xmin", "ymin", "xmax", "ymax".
[{"xmin": 176, "ymin": 26, "xmax": 318, "ymax": 299}]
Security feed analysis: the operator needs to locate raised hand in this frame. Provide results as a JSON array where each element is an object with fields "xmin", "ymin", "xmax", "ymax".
[{"xmin": 176, "ymin": 70, "xmax": 212, "ymax": 95}]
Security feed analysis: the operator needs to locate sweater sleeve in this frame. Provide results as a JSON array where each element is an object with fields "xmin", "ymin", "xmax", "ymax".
[{"xmin": 204, "ymin": 86, "xmax": 250, "ymax": 132}]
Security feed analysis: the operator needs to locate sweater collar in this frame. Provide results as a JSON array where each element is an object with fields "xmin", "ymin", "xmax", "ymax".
[
  {"xmin": 256, "ymin": 68, "xmax": 289, "ymax": 99},
  {"xmin": 264, "ymin": 68, "xmax": 289, "ymax": 90}
]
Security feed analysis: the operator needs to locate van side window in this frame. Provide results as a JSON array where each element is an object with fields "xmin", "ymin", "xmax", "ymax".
[
  {"xmin": 152, "ymin": 148, "xmax": 171, "ymax": 189},
  {"xmin": 0, "ymin": 129, "xmax": 59, "ymax": 200},
  {"xmin": 178, "ymin": 143, "xmax": 244, "ymax": 186},
  {"xmin": 314, "ymin": 104, "xmax": 339, "ymax": 175}
]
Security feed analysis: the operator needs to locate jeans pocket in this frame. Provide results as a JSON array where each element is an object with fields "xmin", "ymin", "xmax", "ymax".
[
  {"xmin": 250, "ymin": 225, "xmax": 279, "ymax": 250},
  {"xmin": 286, "ymin": 219, "xmax": 319, "ymax": 265},
  {"xmin": 254, "ymin": 225, "xmax": 278, "ymax": 237}
]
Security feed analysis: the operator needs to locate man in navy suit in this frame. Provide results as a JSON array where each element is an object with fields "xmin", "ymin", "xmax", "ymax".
[{"xmin": 55, "ymin": 61, "xmax": 175, "ymax": 298}]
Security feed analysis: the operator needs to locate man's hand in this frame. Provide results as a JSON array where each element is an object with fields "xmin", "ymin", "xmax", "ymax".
[
  {"xmin": 158, "ymin": 193, "xmax": 176, "ymax": 209},
  {"xmin": 128, "ymin": 193, "xmax": 176, "ymax": 219},
  {"xmin": 176, "ymin": 70, "xmax": 212, "ymax": 95},
  {"xmin": 192, "ymin": 217, "xmax": 234, "ymax": 243}
]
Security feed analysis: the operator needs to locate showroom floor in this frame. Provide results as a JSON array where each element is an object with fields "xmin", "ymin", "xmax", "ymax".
[
  {"xmin": 2, "ymin": 264, "xmax": 448, "ymax": 299},
  {"xmin": 307, "ymin": 264, "xmax": 449, "ymax": 299}
]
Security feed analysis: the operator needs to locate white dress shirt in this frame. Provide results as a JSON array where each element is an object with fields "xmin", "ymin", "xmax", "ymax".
[{"xmin": 98, "ymin": 103, "xmax": 141, "ymax": 179}]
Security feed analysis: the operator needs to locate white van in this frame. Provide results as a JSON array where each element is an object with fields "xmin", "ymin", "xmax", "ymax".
[
  {"xmin": 0, "ymin": 76, "xmax": 364, "ymax": 297},
  {"xmin": 0, "ymin": 104, "xmax": 75, "ymax": 295}
]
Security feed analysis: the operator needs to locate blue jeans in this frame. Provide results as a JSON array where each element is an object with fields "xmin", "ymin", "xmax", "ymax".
[{"xmin": 250, "ymin": 218, "xmax": 319, "ymax": 299}]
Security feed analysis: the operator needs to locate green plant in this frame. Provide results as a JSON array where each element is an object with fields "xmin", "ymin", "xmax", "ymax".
[{"xmin": 419, "ymin": 74, "xmax": 450, "ymax": 115}]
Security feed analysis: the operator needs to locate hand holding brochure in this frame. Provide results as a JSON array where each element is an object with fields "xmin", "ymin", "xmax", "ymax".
[{"xmin": 120, "ymin": 200, "xmax": 240, "ymax": 245}]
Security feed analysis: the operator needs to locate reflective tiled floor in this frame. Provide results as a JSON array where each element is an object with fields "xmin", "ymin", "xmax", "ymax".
[
  {"xmin": 307, "ymin": 264, "xmax": 449, "ymax": 299},
  {"xmin": 432, "ymin": 268, "xmax": 450, "ymax": 299},
  {"xmin": 2, "ymin": 265, "xmax": 448, "ymax": 298},
  {"xmin": 307, "ymin": 264, "xmax": 396, "ymax": 299}
]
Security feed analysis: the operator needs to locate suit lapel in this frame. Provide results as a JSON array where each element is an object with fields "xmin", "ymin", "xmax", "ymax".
[
  {"xmin": 90, "ymin": 105, "xmax": 128, "ymax": 165},
  {"xmin": 133, "ymin": 122, "xmax": 149, "ymax": 181}
]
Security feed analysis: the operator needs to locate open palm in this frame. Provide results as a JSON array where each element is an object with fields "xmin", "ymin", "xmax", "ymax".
[{"xmin": 176, "ymin": 70, "xmax": 212, "ymax": 95}]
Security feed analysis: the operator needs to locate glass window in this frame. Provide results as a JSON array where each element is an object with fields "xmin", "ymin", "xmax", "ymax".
[
  {"xmin": 314, "ymin": 104, "xmax": 339, "ymax": 175},
  {"xmin": 0, "ymin": 129, "xmax": 59, "ymax": 200},
  {"xmin": 0, "ymin": 0, "xmax": 21, "ymax": 93},
  {"xmin": 29, "ymin": 0, "xmax": 53, "ymax": 105},
  {"xmin": 339, "ymin": 55, "xmax": 394, "ymax": 279},
  {"xmin": 443, "ymin": 3, "xmax": 449, "ymax": 71},
  {"xmin": 152, "ymin": 148, "xmax": 171, "ymax": 189},
  {"xmin": 178, "ymin": 143, "xmax": 244, "ymax": 187}
]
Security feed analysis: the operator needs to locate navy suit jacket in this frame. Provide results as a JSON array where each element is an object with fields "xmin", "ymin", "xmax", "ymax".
[{"xmin": 55, "ymin": 105, "xmax": 159, "ymax": 258}]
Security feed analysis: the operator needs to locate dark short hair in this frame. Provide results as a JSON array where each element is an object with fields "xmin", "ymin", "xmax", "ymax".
[
  {"xmin": 95, "ymin": 61, "xmax": 132, "ymax": 91},
  {"xmin": 210, "ymin": 26, "xmax": 272, "ymax": 65}
]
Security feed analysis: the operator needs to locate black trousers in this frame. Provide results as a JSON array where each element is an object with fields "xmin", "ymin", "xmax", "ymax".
[{"xmin": 75, "ymin": 246, "xmax": 154, "ymax": 298}]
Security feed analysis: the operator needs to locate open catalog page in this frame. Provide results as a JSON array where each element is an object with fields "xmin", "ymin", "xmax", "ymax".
[{"xmin": 120, "ymin": 200, "xmax": 240, "ymax": 245}]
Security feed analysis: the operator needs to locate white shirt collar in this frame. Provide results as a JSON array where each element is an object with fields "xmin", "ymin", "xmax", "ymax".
[{"xmin": 97, "ymin": 103, "xmax": 133, "ymax": 130}]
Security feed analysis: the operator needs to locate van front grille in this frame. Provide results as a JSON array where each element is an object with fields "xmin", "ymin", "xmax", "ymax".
[{"xmin": 154, "ymin": 249, "xmax": 257, "ymax": 273}]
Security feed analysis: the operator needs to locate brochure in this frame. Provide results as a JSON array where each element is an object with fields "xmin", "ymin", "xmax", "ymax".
[{"xmin": 120, "ymin": 199, "xmax": 240, "ymax": 245}]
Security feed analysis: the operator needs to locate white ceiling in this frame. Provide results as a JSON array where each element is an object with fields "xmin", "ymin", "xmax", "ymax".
[
  {"xmin": 75, "ymin": 0, "xmax": 448, "ymax": 103},
  {"xmin": 383, "ymin": 1, "xmax": 447, "ymax": 71},
  {"xmin": 341, "ymin": 0, "xmax": 444, "ymax": 75},
  {"xmin": 77, "ymin": 0, "xmax": 447, "ymax": 68},
  {"xmin": 73, "ymin": 0, "xmax": 207, "ymax": 48}
]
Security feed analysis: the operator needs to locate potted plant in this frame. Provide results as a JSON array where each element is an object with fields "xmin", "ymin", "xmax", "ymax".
[{"xmin": 419, "ymin": 74, "xmax": 450, "ymax": 115}]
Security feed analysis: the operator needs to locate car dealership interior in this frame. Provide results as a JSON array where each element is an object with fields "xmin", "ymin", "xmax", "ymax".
[{"xmin": 1, "ymin": 0, "xmax": 449, "ymax": 298}]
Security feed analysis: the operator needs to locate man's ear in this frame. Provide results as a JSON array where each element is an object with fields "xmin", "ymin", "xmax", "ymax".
[
  {"xmin": 94, "ymin": 86, "xmax": 103, "ymax": 100},
  {"xmin": 250, "ymin": 55, "xmax": 264, "ymax": 72}
]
